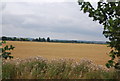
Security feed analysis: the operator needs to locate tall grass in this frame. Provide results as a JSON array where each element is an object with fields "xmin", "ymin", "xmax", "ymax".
[
  {"xmin": 0, "ymin": 58, "xmax": 2, "ymax": 80},
  {"xmin": 2, "ymin": 56, "xmax": 119, "ymax": 79}
]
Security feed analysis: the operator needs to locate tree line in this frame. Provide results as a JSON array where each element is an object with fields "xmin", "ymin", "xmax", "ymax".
[
  {"xmin": 1, "ymin": 36, "xmax": 51, "ymax": 42},
  {"xmin": 1, "ymin": 36, "xmax": 106, "ymax": 44},
  {"xmin": 1, "ymin": 36, "xmax": 30, "ymax": 41}
]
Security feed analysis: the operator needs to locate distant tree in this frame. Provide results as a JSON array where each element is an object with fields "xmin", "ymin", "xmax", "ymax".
[
  {"xmin": 47, "ymin": 37, "xmax": 50, "ymax": 42},
  {"xmin": 39, "ymin": 37, "xmax": 41, "ymax": 42},
  {"xmin": 13, "ymin": 37, "xmax": 17, "ymax": 41},
  {"xmin": 78, "ymin": 0, "xmax": 120, "ymax": 69},
  {"xmin": 2, "ymin": 36, "xmax": 7, "ymax": 41},
  {"xmin": 42, "ymin": 38, "xmax": 46, "ymax": 42},
  {"xmin": 8, "ymin": 37, "xmax": 13, "ymax": 41},
  {"xmin": 35, "ymin": 38, "xmax": 39, "ymax": 41}
]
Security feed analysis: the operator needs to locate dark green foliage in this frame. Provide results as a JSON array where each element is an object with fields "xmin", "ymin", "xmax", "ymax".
[
  {"xmin": 1, "ymin": 36, "xmax": 30, "ymax": 41},
  {"xmin": 0, "ymin": 41, "xmax": 15, "ymax": 59},
  {"xmin": 78, "ymin": 1, "xmax": 120, "ymax": 69},
  {"xmin": 39, "ymin": 37, "xmax": 41, "ymax": 41},
  {"xmin": 47, "ymin": 37, "xmax": 50, "ymax": 42},
  {"xmin": 2, "ymin": 36, "xmax": 7, "ymax": 41},
  {"xmin": 42, "ymin": 38, "xmax": 46, "ymax": 42}
]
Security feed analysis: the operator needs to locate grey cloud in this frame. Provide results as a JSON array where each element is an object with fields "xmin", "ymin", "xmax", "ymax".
[
  {"xmin": 2, "ymin": 2, "xmax": 107, "ymax": 41},
  {"xmin": 0, "ymin": 2, "xmax": 6, "ymax": 11}
]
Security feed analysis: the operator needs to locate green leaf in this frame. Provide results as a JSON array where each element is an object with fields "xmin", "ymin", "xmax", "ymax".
[
  {"xmin": 108, "ymin": 60, "xmax": 114, "ymax": 64},
  {"xmin": 4, "ymin": 45, "xmax": 9, "ymax": 50},
  {"xmin": 9, "ymin": 56, "xmax": 13, "ymax": 59},
  {"xmin": 2, "ymin": 48, "xmax": 5, "ymax": 52},
  {"xmin": 10, "ymin": 45, "xmax": 15, "ymax": 50},
  {"xmin": 0, "ymin": 42, "xmax": 2, "ymax": 46},
  {"xmin": 2, "ymin": 41, "xmax": 6, "ymax": 44},
  {"xmin": 106, "ymin": 63, "xmax": 111, "ymax": 68},
  {"xmin": 5, "ymin": 52, "xmax": 11, "ymax": 55}
]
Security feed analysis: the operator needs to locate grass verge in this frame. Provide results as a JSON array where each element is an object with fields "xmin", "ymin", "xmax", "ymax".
[{"xmin": 2, "ymin": 56, "xmax": 119, "ymax": 79}]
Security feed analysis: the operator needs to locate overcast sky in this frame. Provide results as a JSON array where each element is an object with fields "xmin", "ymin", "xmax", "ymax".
[{"xmin": 1, "ymin": 0, "xmax": 108, "ymax": 41}]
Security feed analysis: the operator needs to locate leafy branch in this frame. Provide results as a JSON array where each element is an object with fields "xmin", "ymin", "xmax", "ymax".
[
  {"xmin": 78, "ymin": 1, "xmax": 120, "ymax": 69},
  {"xmin": 0, "ymin": 41, "xmax": 15, "ymax": 59}
]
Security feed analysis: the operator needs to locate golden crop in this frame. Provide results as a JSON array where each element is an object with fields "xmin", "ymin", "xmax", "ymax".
[{"xmin": 6, "ymin": 41, "xmax": 110, "ymax": 65}]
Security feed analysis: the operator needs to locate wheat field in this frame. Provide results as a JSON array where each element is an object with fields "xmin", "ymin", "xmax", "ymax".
[{"xmin": 6, "ymin": 41, "xmax": 110, "ymax": 65}]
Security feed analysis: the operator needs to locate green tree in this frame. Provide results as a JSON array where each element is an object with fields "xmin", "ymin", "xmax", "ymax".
[
  {"xmin": 13, "ymin": 37, "xmax": 17, "ymax": 41},
  {"xmin": 47, "ymin": 37, "xmax": 50, "ymax": 42},
  {"xmin": 39, "ymin": 37, "xmax": 41, "ymax": 42},
  {"xmin": 42, "ymin": 38, "xmax": 46, "ymax": 42},
  {"xmin": 2, "ymin": 36, "xmax": 7, "ymax": 41},
  {"xmin": 78, "ymin": 0, "xmax": 120, "ymax": 69}
]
